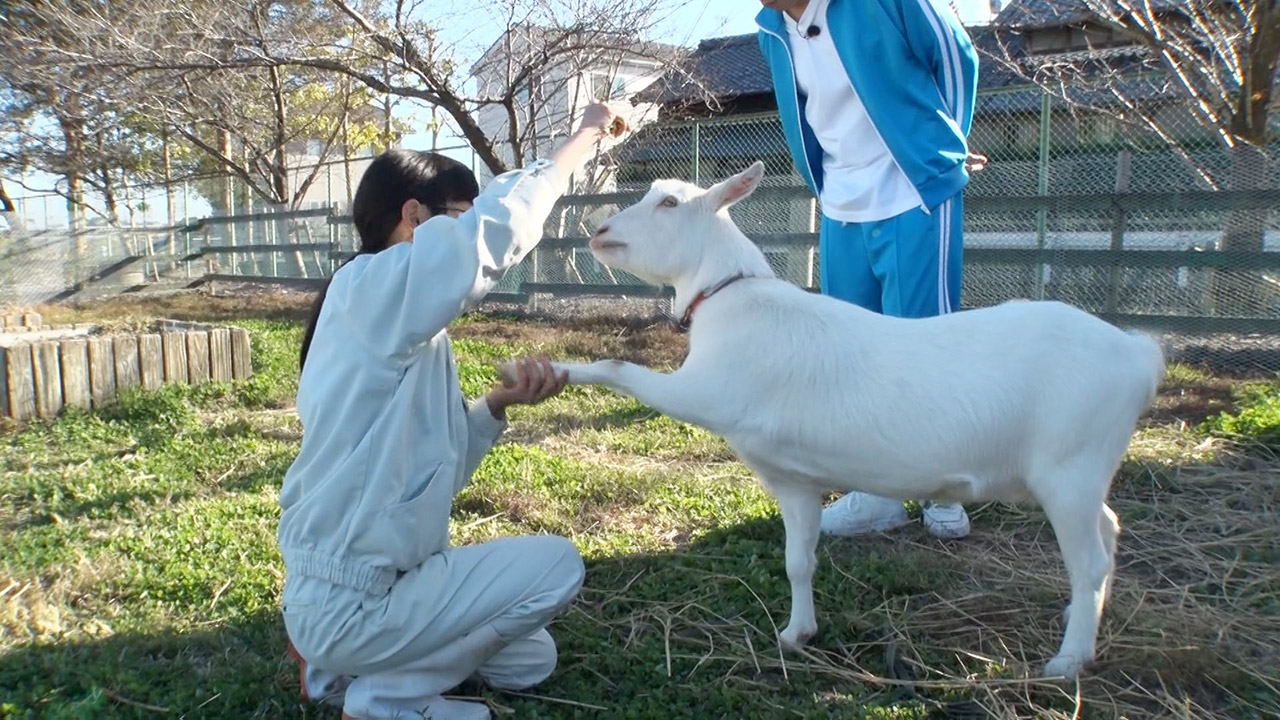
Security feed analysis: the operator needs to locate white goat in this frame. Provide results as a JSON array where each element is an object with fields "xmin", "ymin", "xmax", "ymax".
[{"xmin": 500, "ymin": 161, "xmax": 1165, "ymax": 678}]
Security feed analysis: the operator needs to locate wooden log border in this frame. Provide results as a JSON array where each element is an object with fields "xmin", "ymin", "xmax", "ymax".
[{"xmin": 1, "ymin": 318, "xmax": 254, "ymax": 421}]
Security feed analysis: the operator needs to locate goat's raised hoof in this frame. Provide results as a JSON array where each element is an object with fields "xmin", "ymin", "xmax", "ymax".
[
  {"xmin": 779, "ymin": 622, "xmax": 817, "ymax": 648},
  {"xmin": 1043, "ymin": 654, "xmax": 1088, "ymax": 679},
  {"xmin": 496, "ymin": 361, "xmax": 518, "ymax": 387}
]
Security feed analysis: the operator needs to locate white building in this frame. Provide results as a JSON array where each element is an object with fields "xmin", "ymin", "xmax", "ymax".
[{"xmin": 470, "ymin": 24, "xmax": 682, "ymax": 190}]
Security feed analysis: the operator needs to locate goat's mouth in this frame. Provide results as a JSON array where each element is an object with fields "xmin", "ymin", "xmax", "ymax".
[{"xmin": 588, "ymin": 238, "xmax": 627, "ymax": 251}]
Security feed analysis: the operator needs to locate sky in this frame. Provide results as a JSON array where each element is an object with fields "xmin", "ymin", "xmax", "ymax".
[{"xmin": 6, "ymin": 0, "xmax": 996, "ymax": 227}]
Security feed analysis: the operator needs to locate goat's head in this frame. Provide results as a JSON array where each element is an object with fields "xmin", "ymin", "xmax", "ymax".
[{"xmin": 588, "ymin": 161, "xmax": 765, "ymax": 286}]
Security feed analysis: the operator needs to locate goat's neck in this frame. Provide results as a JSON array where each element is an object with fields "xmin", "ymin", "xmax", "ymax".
[{"xmin": 671, "ymin": 230, "xmax": 774, "ymax": 319}]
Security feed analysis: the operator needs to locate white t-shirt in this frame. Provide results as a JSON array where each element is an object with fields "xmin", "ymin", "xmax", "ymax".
[{"xmin": 785, "ymin": 0, "xmax": 923, "ymax": 223}]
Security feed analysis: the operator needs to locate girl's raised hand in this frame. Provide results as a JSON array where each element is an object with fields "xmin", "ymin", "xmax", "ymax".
[
  {"xmin": 486, "ymin": 356, "xmax": 569, "ymax": 418},
  {"xmin": 580, "ymin": 102, "xmax": 629, "ymax": 139}
]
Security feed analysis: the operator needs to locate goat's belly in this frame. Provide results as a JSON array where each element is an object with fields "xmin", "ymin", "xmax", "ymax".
[
  {"xmin": 731, "ymin": 440, "xmax": 1026, "ymax": 504},
  {"xmin": 851, "ymin": 471, "xmax": 1028, "ymax": 504}
]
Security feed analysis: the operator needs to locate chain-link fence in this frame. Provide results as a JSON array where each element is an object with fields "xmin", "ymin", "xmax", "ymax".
[
  {"xmin": 3, "ymin": 88, "xmax": 1278, "ymax": 371},
  {"xmin": 505, "ymin": 91, "xmax": 1280, "ymax": 371},
  {"xmin": 0, "ymin": 150, "xmax": 469, "ymax": 304},
  {"xmin": 0, "ymin": 210, "xmax": 348, "ymax": 306}
]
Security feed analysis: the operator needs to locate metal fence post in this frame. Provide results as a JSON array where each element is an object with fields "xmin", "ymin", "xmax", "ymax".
[
  {"xmin": 691, "ymin": 121, "xmax": 701, "ymax": 184},
  {"xmin": 1034, "ymin": 90, "xmax": 1052, "ymax": 300},
  {"xmin": 1106, "ymin": 149, "xmax": 1133, "ymax": 313}
]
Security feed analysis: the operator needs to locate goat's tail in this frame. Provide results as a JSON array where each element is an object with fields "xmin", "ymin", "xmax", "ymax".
[{"xmin": 1128, "ymin": 330, "xmax": 1167, "ymax": 409}]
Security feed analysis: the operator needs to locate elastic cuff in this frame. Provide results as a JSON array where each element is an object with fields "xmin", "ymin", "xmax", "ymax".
[{"xmin": 469, "ymin": 396, "xmax": 507, "ymax": 439}]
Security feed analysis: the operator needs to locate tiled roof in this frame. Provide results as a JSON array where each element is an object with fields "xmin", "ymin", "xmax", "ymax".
[
  {"xmin": 994, "ymin": 0, "xmax": 1182, "ymax": 30},
  {"xmin": 632, "ymin": 34, "xmax": 774, "ymax": 105},
  {"xmin": 630, "ymin": 1, "xmax": 1174, "ymax": 108},
  {"xmin": 634, "ymin": 26, "xmax": 1028, "ymax": 104}
]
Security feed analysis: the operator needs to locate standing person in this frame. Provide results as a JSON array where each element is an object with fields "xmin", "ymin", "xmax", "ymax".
[
  {"xmin": 755, "ymin": 0, "xmax": 985, "ymax": 539},
  {"xmin": 280, "ymin": 104, "xmax": 628, "ymax": 720}
]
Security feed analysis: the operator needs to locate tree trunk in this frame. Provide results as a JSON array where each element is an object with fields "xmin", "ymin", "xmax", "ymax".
[
  {"xmin": 342, "ymin": 102, "xmax": 354, "ymax": 209},
  {"xmin": 267, "ymin": 65, "xmax": 294, "ymax": 277},
  {"xmin": 1213, "ymin": 141, "xmax": 1270, "ymax": 315},
  {"xmin": 163, "ymin": 127, "xmax": 175, "ymax": 224},
  {"xmin": 0, "ymin": 179, "xmax": 26, "ymax": 241},
  {"xmin": 99, "ymin": 165, "xmax": 120, "ymax": 227},
  {"xmin": 431, "ymin": 105, "xmax": 439, "ymax": 151},
  {"xmin": 58, "ymin": 112, "xmax": 88, "ymax": 294},
  {"xmin": 163, "ymin": 126, "xmax": 177, "ymax": 273},
  {"xmin": 121, "ymin": 169, "xmax": 136, "ymax": 228},
  {"xmin": 1213, "ymin": 6, "xmax": 1280, "ymax": 315},
  {"xmin": 61, "ymin": 120, "xmax": 87, "ymax": 233},
  {"xmin": 243, "ymin": 143, "xmax": 260, "ymax": 275},
  {"xmin": 218, "ymin": 128, "xmax": 234, "ymax": 217},
  {"xmin": 218, "ymin": 126, "xmax": 235, "ymax": 274},
  {"xmin": 0, "ymin": 180, "xmax": 16, "ymax": 213},
  {"xmin": 268, "ymin": 65, "xmax": 290, "ymax": 205}
]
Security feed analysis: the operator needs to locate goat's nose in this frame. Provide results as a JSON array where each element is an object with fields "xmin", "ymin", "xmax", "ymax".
[{"xmin": 594, "ymin": 225, "xmax": 609, "ymax": 236}]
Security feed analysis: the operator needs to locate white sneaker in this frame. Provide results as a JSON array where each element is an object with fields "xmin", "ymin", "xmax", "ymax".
[
  {"xmin": 345, "ymin": 697, "xmax": 491, "ymax": 720},
  {"xmin": 819, "ymin": 492, "xmax": 911, "ymax": 536},
  {"xmin": 922, "ymin": 502, "xmax": 970, "ymax": 539},
  {"xmin": 422, "ymin": 697, "xmax": 492, "ymax": 720}
]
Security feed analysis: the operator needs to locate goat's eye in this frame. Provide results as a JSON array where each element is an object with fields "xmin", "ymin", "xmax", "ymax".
[{"xmin": 659, "ymin": 196, "xmax": 679, "ymax": 208}]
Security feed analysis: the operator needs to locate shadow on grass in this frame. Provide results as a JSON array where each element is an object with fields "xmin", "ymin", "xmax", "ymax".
[
  {"xmin": 523, "ymin": 403, "xmax": 663, "ymax": 438},
  {"xmin": 0, "ymin": 516, "xmax": 956, "ymax": 720},
  {"xmin": 4, "ymin": 457, "xmax": 1277, "ymax": 720},
  {"xmin": 0, "ymin": 608, "xmax": 309, "ymax": 720}
]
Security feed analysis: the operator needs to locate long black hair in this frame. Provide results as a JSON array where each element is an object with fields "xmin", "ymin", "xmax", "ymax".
[{"xmin": 300, "ymin": 150, "xmax": 480, "ymax": 370}]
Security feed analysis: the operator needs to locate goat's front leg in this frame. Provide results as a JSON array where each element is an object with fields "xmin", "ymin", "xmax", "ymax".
[
  {"xmin": 769, "ymin": 482, "xmax": 823, "ymax": 648},
  {"xmin": 501, "ymin": 359, "xmax": 724, "ymax": 430}
]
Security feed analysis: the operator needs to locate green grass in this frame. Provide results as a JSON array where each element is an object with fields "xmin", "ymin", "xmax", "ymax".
[
  {"xmin": 1202, "ymin": 381, "xmax": 1280, "ymax": 450},
  {"xmin": 2, "ymin": 306, "xmax": 1277, "ymax": 719}
]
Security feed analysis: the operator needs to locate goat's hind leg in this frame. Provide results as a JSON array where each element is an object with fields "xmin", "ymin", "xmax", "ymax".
[
  {"xmin": 1032, "ymin": 459, "xmax": 1118, "ymax": 679},
  {"xmin": 768, "ymin": 481, "xmax": 823, "ymax": 648},
  {"xmin": 1098, "ymin": 503, "xmax": 1119, "ymax": 609}
]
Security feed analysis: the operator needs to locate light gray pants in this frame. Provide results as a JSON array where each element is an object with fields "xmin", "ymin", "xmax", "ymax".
[{"xmin": 283, "ymin": 535, "xmax": 585, "ymax": 719}]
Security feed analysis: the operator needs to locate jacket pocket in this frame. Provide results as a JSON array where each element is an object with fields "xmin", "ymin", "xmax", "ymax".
[
  {"xmin": 359, "ymin": 461, "xmax": 455, "ymax": 570},
  {"xmin": 390, "ymin": 461, "xmax": 445, "ymax": 508}
]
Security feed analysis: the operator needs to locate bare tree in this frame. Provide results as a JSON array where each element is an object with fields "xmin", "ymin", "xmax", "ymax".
[
  {"xmin": 4, "ymin": 0, "xmax": 389, "ymax": 215},
  {"xmin": 469, "ymin": 21, "xmax": 677, "ymax": 174},
  {"xmin": 0, "ymin": 1, "xmax": 129, "ymax": 229},
  {"xmin": 259, "ymin": 0, "xmax": 699, "ymax": 177},
  {"xmin": 7, "ymin": 0, "xmax": 704, "ymax": 211},
  {"xmin": 119, "ymin": 0, "xmax": 388, "ymax": 212},
  {"xmin": 987, "ymin": 0, "xmax": 1280, "ymax": 312}
]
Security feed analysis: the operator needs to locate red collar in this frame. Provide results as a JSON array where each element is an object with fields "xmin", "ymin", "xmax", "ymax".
[{"xmin": 677, "ymin": 273, "xmax": 751, "ymax": 331}]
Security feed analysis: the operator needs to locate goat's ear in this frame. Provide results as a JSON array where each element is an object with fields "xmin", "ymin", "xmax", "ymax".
[{"xmin": 708, "ymin": 161, "xmax": 765, "ymax": 210}]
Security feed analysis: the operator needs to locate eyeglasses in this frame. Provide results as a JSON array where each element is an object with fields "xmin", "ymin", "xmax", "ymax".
[{"xmin": 428, "ymin": 204, "xmax": 471, "ymax": 219}]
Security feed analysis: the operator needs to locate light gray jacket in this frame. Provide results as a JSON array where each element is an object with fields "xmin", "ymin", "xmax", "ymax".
[{"xmin": 278, "ymin": 159, "xmax": 570, "ymax": 594}]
